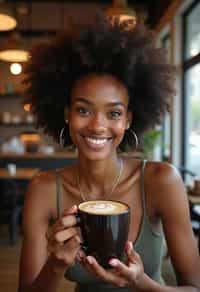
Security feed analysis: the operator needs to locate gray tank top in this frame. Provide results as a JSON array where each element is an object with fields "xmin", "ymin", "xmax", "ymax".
[{"xmin": 55, "ymin": 160, "xmax": 165, "ymax": 291}]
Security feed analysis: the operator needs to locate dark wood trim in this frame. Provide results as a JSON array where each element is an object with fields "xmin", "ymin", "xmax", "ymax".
[
  {"xmin": 0, "ymin": 30, "xmax": 56, "ymax": 38},
  {"xmin": 183, "ymin": 53, "xmax": 200, "ymax": 70},
  {"xmin": 182, "ymin": 0, "xmax": 200, "ymax": 178}
]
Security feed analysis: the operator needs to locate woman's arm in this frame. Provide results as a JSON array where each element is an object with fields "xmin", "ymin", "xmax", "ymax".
[{"xmin": 18, "ymin": 173, "xmax": 80, "ymax": 292}]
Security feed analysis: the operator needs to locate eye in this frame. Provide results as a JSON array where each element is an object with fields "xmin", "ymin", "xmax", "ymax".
[
  {"xmin": 76, "ymin": 107, "xmax": 90, "ymax": 116},
  {"xmin": 109, "ymin": 110, "xmax": 122, "ymax": 118}
]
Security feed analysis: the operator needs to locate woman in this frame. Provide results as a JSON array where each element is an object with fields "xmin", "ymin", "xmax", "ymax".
[{"xmin": 18, "ymin": 15, "xmax": 200, "ymax": 292}]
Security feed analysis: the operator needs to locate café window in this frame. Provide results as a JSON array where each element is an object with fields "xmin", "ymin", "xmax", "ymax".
[
  {"xmin": 183, "ymin": 0, "xmax": 200, "ymax": 177},
  {"xmin": 161, "ymin": 33, "xmax": 171, "ymax": 161}
]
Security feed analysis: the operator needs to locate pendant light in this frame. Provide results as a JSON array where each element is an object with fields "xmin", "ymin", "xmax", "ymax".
[
  {"xmin": 0, "ymin": 31, "xmax": 29, "ymax": 62},
  {"xmin": 0, "ymin": 7, "xmax": 17, "ymax": 31},
  {"xmin": 105, "ymin": 0, "xmax": 137, "ymax": 28}
]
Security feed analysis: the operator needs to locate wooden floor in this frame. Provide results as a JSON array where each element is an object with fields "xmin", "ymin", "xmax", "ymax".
[
  {"xmin": 0, "ymin": 226, "xmax": 178, "ymax": 292},
  {"xmin": 0, "ymin": 227, "xmax": 75, "ymax": 292}
]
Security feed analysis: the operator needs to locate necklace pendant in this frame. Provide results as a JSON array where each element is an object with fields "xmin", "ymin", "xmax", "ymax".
[{"xmin": 77, "ymin": 158, "xmax": 123, "ymax": 202}]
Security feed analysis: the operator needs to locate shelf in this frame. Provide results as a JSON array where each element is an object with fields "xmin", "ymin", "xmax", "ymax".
[
  {"xmin": 0, "ymin": 93, "xmax": 22, "ymax": 99},
  {"xmin": 0, "ymin": 123, "xmax": 35, "ymax": 127},
  {"xmin": 0, "ymin": 152, "xmax": 78, "ymax": 159}
]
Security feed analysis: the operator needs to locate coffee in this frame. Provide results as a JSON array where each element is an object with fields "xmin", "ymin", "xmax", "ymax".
[
  {"xmin": 78, "ymin": 200, "xmax": 130, "ymax": 267},
  {"xmin": 78, "ymin": 200, "xmax": 128, "ymax": 215}
]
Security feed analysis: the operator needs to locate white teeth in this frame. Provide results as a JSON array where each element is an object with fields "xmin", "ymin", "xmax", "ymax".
[{"xmin": 85, "ymin": 137, "xmax": 107, "ymax": 145}]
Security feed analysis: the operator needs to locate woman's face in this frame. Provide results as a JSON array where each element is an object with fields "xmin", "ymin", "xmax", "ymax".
[{"xmin": 67, "ymin": 74, "xmax": 132, "ymax": 161}]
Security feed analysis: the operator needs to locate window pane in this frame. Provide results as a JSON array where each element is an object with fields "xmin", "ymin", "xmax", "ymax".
[
  {"xmin": 185, "ymin": 63, "xmax": 200, "ymax": 176},
  {"xmin": 162, "ymin": 112, "xmax": 171, "ymax": 160},
  {"xmin": 161, "ymin": 34, "xmax": 171, "ymax": 161},
  {"xmin": 184, "ymin": 2, "xmax": 200, "ymax": 60},
  {"xmin": 163, "ymin": 36, "xmax": 170, "ymax": 62}
]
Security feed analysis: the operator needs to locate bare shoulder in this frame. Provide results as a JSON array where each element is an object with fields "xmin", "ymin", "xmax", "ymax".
[
  {"xmin": 28, "ymin": 169, "xmax": 56, "ymax": 191},
  {"xmin": 27, "ymin": 169, "xmax": 57, "ymax": 201},
  {"xmin": 144, "ymin": 161, "xmax": 188, "ymax": 216},
  {"xmin": 145, "ymin": 160, "xmax": 180, "ymax": 185},
  {"xmin": 144, "ymin": 160, "xmax": 184, "ymax": 194},
  {"xmin": 24, "ymin": 169, "xmax": 58, "ymax": 223}
]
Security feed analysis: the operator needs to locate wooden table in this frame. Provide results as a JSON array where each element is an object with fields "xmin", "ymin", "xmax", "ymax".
[
  {"xmin": 0, "ymin": 168, "xmax": 39, "ymax": 180},
  {"xmin": 188, "ymin": 193, "xmax": 200, "ymax": 205},
  {"xmin": 0, "ymin": 167, "xmax": 40, "ymax": 244}
]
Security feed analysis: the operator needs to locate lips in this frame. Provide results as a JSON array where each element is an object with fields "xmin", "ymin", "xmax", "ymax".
[{"xmin": 82, "ymin": 135, "xmax": 112, "ymax": 149}]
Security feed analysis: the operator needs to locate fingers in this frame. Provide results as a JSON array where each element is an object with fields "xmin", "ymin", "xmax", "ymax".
[
  {"xmin": 78, "ymin": 241, "xmax": 144, "ymax": 288},
  {"xmin": 55, "ymin": 227, "xmax": 77, "ymax": 243},
  {"xmin": 83, "ymin": 256, "xmax": 129, "ymax": 288},
  {"xmin": 46, "ymin": 205, "xmax": 78, "ymax": 243},
  {"xmin": 81, "ymin": 241, "xmax": 143, "ymax": 283},
  {"xmin": 44, "ymin": 205, "xmax": 83, "ymax": 270},
  {"xmin": 62, "ymin": 205, "xmax": 78, "ymax": 216},
  {"xmin": 58, "ymin": 205, "xmax": 78, "ymax": 230},
  {"xmin": 51, "ymin": 235, "xmax": 81, "ymax": 267},
  {"xmin": 109, "ymin": 258, "xmax": 133, "ymax": 279},
  {"xmin": 46, "ymin": 205, "xmax": 80, "ymax": 258},
  {"xmin": 46, "ymin": 228, "xmax": 79, "ymax": 255},
  {"xmin": 125, "ymin": 241, "xmax": 138, "ymax": 264}
]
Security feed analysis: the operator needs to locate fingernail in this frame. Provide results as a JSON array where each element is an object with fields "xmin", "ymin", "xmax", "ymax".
[
  {"xmin": 109, "ymin": 259, "xmax": 118, "ymax": 267},
  {"xmin": 125, "ymin": 241, "xmax": 133, "ymax": 253},
  {"xmin": 86, "ymin": 256, "xmax": 93, "ymax": 265},
  {"xmin": 79, "ymin": 250, "xmax": 85, "ymax": 259},
  {"xmin": 65, "ymin": 205, "xmax": 77, "ymax": 214},
  {"xmin": 71, "ymin": 205, "xmax": 77, "ymax": 211},
  {"xmin": 128, "ymin": 241, "xmax": 133, "ymax": 250},
  {"xmin": 76, "ymin": 253, "xmax": 82, "ymax": 262}
]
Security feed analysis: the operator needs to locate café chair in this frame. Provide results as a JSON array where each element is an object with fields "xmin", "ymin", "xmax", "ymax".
[
  {"xmin": 189, "ymin": 202, "xmax": 200, "ymax": 253},
  {"xmin": 0, "ymin": 180, "xmax": 23, "ymax": 245}
]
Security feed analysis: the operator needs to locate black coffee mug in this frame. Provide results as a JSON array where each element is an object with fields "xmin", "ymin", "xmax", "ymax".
[{"xmin": 77, "ymin": 200, "xmax": 130, "ymax": 268}]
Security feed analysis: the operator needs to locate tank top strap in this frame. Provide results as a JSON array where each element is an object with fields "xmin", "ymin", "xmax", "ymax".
[
  {"xmin": 141, "ymin": 159, "xmax": 148, "ymax": 216},
  {"xmin": 55, "ymin": 169, "xmax": 62, "ymax": 219}
]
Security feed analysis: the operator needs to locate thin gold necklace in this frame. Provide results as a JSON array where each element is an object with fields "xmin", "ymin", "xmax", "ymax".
[{"xmin": 76, "ymin": 158, "xmax": 123, "ymax": 201}]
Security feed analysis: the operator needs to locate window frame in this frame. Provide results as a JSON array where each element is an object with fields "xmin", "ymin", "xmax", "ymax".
[{"xmin": 182, "ymin": 0, "xmax": 200, "ymax": 178}]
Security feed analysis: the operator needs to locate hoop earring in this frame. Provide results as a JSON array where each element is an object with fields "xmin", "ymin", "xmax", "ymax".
[
  {"xmin": 126, "ymin": 129, "xmax": 138, "ymax": 149},
  {"xmin": 59, "ymin": 126, "xmax": 66, "ymax": 148}
]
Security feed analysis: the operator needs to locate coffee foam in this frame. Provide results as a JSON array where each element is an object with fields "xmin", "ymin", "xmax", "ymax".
[{"xmin": 79, "ymin": 200, "xmax": 128, "ymax": 215}]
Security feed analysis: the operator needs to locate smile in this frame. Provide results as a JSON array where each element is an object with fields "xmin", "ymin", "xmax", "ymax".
[
  {"xmin": 85, "ymin": 137, "xmax": 108, "ymax": 145},
  {"xmin": 82, "ymin": 136, "xmax": 112, "ymax": 148}
]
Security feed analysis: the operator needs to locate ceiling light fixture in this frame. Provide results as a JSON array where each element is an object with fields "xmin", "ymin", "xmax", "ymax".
[
  {"xmin": 0, "ymin": 32, "xmax": 29, "ymax": 62},
  {"xmin": 10, "ymin": 62, "xmax": 22, "ymax": 75},
  {"xmin": 0, "ymin": 6, "xmax": 17, "ymax": 31},
  {"xmin": 105, "ymin": 0, "xmax": 137, "ymax": 28}
]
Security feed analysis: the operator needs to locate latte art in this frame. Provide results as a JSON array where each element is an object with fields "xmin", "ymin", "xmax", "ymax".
[{"xmin": 79, "ymin": 200, "xmax": 128, "ymax": 215}]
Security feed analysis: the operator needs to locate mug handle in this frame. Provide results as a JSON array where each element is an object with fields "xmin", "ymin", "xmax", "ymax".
[
  {"xmin": 75, "ymin": 213, "xmax": 88, "ymax": 254},
  {"xmin": 75, "ymin": 213, "xmax": 81, "ymax": 226}
]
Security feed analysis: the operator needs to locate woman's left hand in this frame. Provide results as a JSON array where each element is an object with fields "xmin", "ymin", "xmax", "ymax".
[{"xmin": 80, "ymin": 241, "xmax": 145, "ymax": 289}]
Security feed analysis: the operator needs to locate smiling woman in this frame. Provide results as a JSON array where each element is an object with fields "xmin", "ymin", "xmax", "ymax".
[
  {"xmin": 67, "ymin": 74, "xmax": 131, "ymax": 161},
  {"xmin": 18, "ymin": 13, "xmax": 200, "ymax": 292}
]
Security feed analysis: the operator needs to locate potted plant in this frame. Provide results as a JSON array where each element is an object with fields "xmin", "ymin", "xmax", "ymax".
[{"xmin": 142, "ymin": 128, "xmax": 162, "ymax": 160}]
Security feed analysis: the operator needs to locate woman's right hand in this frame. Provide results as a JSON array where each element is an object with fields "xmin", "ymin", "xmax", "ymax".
[{"xmin": 46, "ymin": 205, "xmax": 81, "ymax": 273}]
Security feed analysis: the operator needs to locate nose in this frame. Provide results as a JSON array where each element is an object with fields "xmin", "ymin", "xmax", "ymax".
[{"xmin": 88, "ymin": 113, "xmax": 107, "ymax": 134}]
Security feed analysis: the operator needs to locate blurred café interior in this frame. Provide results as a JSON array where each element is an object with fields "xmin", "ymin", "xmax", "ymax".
[{"xmin": 0, "ymin": 0, "xmax": 199, "ymax": 291}]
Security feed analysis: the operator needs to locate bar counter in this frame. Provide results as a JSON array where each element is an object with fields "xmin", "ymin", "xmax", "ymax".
[
  {"xmin": 0, "ymin": 151, "xmax": 142, "ymax": 171},
  {"xmin": 0, "ymin": 152, "xmax": 78, "ymax": 170},
  {"xmin": 0, "ymin": 152, "xmax": 78, "ymax": 159}
]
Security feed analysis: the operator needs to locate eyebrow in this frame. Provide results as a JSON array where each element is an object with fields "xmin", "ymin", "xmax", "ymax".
[{"xmin": 74, "ymin": 97, "xmax": 126, "ymax": 108}]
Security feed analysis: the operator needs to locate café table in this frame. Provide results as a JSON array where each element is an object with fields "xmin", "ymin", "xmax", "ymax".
[
  {"xmin": 0, "ymin": 167, "xmax": 39, "ymax": 180},
  {"xmin": 187, "ymin": 189, "xmax": 200, "ymax": 252},
  {"xmin": 187, "ymin": 188, "xmax": 200, "ymax": 205},
  {"xmin": 188, "ymin": 194, "xmax": 200, "ymax": 205},
  {"xmin": 0, "ymin": 167, "xmax": 39, "ymax": 244}
]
